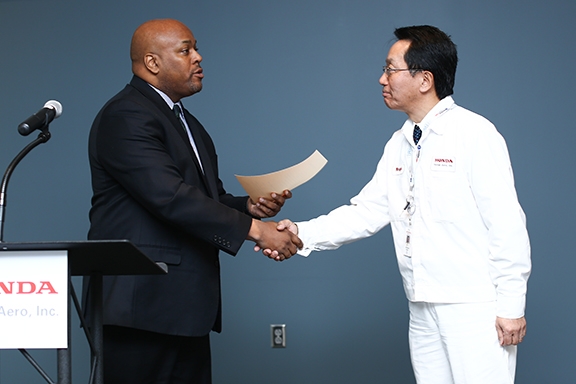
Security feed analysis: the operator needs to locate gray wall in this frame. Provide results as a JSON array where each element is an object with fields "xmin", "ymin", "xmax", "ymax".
[{"xmin": 0, "ymin": 0, "xmax": 574, "ymax": 383}]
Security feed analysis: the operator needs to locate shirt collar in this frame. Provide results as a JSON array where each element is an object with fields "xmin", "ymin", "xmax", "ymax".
[
  {"xmin": 148, "ymin": 83, "xmax": 181, "ymax": 110},
  {"xmin": 417, "ymin": 96, "xmax": 455, "ymax": 134},
  {"xmin": 401, "ymin": 96, "xmax": 455, "ymax": 144}
]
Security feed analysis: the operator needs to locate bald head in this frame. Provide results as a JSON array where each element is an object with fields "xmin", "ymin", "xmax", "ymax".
[
  {"xmin": 131, "ymin": 19, "xmax": 182, "ymax": 69},
  {"xmin": 129, "ymin": 19, "xmax": 204, "ymax": 101}
]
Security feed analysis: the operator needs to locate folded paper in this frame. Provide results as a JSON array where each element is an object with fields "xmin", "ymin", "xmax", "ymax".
[{"xmin": 235, "ymin": 150, "xmax": 327, "ymax": 201}]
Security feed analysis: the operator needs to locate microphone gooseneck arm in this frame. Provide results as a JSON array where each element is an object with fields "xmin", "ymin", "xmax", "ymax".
[{"xmin": 0, "ymin": 130, "xmax": 51, "ymax": 242}]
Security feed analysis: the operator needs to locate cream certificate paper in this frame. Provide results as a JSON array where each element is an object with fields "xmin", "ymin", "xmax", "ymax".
[{"xmin": 235, "ymin": 150, "xmax": 328, "ymax": 201}]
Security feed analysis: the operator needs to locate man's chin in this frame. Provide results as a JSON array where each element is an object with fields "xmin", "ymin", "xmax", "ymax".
[{"xmin": 190, "ymin": 83, "xmax": 203, "ymax": 95}]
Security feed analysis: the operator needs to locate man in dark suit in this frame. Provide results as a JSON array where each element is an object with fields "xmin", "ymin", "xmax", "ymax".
[{"xmin": 86, "ymin": 18, "xmax": 302, "ymax": 383}]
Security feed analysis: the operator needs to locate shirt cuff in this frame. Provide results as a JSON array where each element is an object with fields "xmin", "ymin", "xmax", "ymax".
[
  {"xmin": 496, "ymin": 294, "xmax": 526, "ymax": 319},
  {"xmin": 295, "ymin": 221, "xmax": 314, "ymax": 257}
]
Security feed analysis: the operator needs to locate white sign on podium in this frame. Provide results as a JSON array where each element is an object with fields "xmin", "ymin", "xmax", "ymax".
[{"xmin": 0, "ymin": 250, "xmax": 68, "ymax": 349}]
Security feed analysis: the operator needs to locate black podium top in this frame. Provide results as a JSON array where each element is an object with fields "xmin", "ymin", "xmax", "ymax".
[{"xmin": 0, "ymin": 240, "xmax": 167, "ymax": 276}]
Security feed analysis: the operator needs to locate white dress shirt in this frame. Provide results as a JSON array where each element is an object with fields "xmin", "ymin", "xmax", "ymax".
[
  {"xmin": 297, "ymin": 96, "xmax": 531, "ymax": 319},
  {"xmin": 149, "ymin": 84, "xmax": 204, "ymax": 172}
]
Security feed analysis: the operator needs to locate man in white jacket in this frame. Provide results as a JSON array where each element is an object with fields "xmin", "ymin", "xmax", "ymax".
[{"xmin": 272, "ymin": 25, "xmax": 531, "ymax": 384}]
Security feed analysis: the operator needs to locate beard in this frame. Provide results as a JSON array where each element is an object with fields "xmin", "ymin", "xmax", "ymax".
[{"xmin": 189, "ymin": 80, "xmax": 203, "ymax": 95}]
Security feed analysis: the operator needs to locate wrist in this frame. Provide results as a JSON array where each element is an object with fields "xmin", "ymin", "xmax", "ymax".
[{"xmin": 247, "ymin": 219, "xmax": 262, "ymax": 242}]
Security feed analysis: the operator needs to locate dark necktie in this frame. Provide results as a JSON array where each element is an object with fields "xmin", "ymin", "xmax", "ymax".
[
  {"xmin": 173, "ymin": 103, "xmax": 204, "ymax": 173},
  {"xmin": 413, "ymin": 124, "xmax": 422, "ymax": 145},
  {"xmin": 173, "ymin": 104, "xmax": 185, "ymax": 129}
]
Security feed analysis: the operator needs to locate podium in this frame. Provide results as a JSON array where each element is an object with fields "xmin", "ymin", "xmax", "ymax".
[{"xmin": 0, "ymin": 240, "xmax": 167, "ymax": 384}]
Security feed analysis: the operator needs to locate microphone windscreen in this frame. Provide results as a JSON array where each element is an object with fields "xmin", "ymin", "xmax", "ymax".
[{"xmin": 44, "ymin": 100, "xmax": 63, "ymax": 118}]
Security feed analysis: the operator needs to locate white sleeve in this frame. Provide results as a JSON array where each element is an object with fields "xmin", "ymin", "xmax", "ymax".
[
  {"xmin": 470, "ymin": 124, "xmax": 531, "ymax": 318},
  {"xmin": 297, "ymin": 151, "xmax": 392, "ymax": 257}
]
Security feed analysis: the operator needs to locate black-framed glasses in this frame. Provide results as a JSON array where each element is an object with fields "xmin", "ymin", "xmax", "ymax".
[{"xmin": 382, "ymin": 66, "xmax": 423, "ymax": 77}]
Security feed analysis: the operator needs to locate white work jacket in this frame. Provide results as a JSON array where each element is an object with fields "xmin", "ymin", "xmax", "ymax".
[{"xmin": 297, "ymin": 96, "xmax": 531, "ymax": 319}]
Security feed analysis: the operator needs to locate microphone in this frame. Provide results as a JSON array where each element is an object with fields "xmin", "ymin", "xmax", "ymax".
[{"xmin": 18, "ymin": 100, "xmax": 63, "ymax": 136}]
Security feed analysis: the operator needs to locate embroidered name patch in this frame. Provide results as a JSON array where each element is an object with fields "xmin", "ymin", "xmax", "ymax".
[{"xmin": 431, "ymin": 157, "xmax": 455, "ymax": 171}]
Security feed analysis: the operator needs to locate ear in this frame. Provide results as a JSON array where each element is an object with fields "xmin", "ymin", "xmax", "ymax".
[
  {"xmin": 144, "ymin": 53, "xmax": 160, "ymax": 74},
  {"xmin": 419, "ymin": 70, "xmax": 434, "ymax": 93}
]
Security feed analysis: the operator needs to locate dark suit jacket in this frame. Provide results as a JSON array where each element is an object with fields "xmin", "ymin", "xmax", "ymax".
[{"xmin": 86, "ymin": 75, "xmax": 253, "ymax": 336}]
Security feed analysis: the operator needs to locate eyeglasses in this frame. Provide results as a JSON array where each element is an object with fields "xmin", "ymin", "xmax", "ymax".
[{"xmin": 382, "ymin": 66, "xmax": 423, "ymax": 77}]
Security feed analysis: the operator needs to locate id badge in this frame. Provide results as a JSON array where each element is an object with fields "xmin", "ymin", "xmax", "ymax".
[{"xmin": 404, "ymin": 227, "xmax": 412, "ymax": 257}]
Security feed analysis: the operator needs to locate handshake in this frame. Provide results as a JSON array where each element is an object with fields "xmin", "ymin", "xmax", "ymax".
[
  {"xmin": 245, "ymin": 189, "xmax": 301, "ymax": 262},
  {"xmin": 248, "ymin": 219, "xmax": 300, "ymax": 262}
]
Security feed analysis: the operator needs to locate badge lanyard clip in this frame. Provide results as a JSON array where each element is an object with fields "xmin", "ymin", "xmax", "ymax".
[{"xmin": 403, "ymin": 144, "xmax": 420, "ymax": 257}]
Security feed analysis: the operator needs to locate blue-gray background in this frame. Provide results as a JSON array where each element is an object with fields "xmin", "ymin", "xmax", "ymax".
[{"xmin": 0, "ymin": 0, "xmax": 574, "ymax": 383}]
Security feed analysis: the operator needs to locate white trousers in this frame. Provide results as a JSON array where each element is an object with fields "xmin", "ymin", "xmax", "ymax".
[{"xmin": 408, "ymin": 301, "xmax": 517, "ymax": 384}]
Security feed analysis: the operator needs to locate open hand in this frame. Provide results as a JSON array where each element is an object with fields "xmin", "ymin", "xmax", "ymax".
[{"xmin": 248, "ymin": 190, "xmax": 292, "ymax": 219}]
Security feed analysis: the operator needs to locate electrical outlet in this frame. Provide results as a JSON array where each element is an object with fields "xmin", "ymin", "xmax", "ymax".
[{"xmin": 271, "ymin": 324, "xmax": 286, "ymax": 348}]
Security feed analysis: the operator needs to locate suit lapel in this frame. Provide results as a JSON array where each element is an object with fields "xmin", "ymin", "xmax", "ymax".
[
  {"xmin": 183, "ymin": 113, "xmax": 220, "ymax": 201},
  {"xmin": 129, "ymin": 76, "xmax": 218, "ymax": 200}
]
